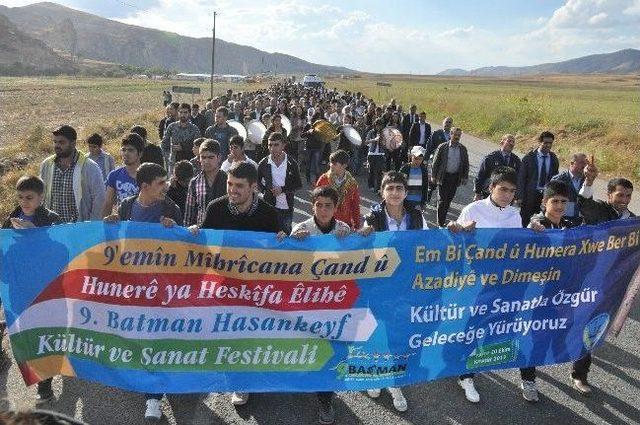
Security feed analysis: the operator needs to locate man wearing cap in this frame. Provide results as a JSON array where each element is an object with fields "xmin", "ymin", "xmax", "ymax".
[
  {"xmin": 474, "ymin": 134, "xmax": 521, "ymax": 200},
  {"xmin": 39, "ymin": 125, "xmax": 106, "ymax": 223}
]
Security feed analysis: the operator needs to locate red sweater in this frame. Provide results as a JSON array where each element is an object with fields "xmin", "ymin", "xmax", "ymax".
[{"xmin": 316, "ymin": 172, "xmax": 361, "ymax": 229}]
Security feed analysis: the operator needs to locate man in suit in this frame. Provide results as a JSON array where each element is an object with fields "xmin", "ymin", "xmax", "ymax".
[
  {"xmin": 474, "ymin": 134, "xmax": 521, "ymax": 200},
  {"xmin": 550, "ymin": 153, "xmax": 587, "ymax": 225},
  {"xmin": 408, "ymin": 111, "xmax": 432, "ymax": 150},
  {"xmin": 431, "ymin": 127, "xmax": 469, "ymax": 227},
  {"xmin": 516, "ymin": 131, "xmax": 559, "ymax": 226},
  {"xmin": 427, "ymin": 116, "xmax": 453, "ymax": 159},
  {"xmin": 402, "ymin": 105, "xmax": 418, "ymax": 140}
]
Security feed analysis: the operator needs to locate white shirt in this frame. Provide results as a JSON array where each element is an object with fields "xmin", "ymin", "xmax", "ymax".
[
  {"xmin": 456, "ymin": 197, "xmax": 521, "ymax": 228},
  {"xmin": 419, "ymin": 122, "xmax": 427, "ymax": 145},
  {"xmin": 221, "ymin": 156, "xmax": 258, "ymax": 173},
  {"xmin": 268, "ymin": 154, "xmax": 288, "ymax": 210},
  {"xmin": 384, "ymin": 208, "xmax": 429, "ymax": 231}
]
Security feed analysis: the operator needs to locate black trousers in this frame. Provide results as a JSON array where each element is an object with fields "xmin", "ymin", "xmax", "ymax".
[
  {"xmin": 571, "ymin": 353, "xmax": 592, "ymax": 381},
  {"xmin": 317, "ymin": 391, "xmax": 333, "ymax": 404},
  {"xmin": 386, "ymin": 149, "xmax": 402, "ymax": 172},
  {"xmin": 520, "ymin": 191, "xmax": 543, "ymax": 227},
  {"xmin": 368, "ymin": 155, "xmax": 386, "ymax": 191},
  {"xmin": 437, "ymin": 173, "xmax": 460, "ymax": 227}
]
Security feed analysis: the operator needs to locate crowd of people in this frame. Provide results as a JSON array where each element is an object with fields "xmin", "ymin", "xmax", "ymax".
[{"xmin": 0, "ymin": 80, "xmax": 636, "ymax": 424}]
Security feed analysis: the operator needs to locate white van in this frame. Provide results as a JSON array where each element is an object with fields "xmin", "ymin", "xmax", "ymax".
[{"xmin": 303, "ymin": 74, "xmax": 324, "ymax": 88}]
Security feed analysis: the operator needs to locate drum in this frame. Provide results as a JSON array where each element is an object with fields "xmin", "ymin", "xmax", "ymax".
[
  {"xmin": 280, "ymin": 115, "xmax": 292, "ymax": 137},
  {"xmin": 382, "ymin": 127, "xmax": 403, "ymax": 151},
  {"xmin": 227, "ymin": 120, "xmax": 248, "ymax": 142},
  {"xmin": 245, "ymin": 119, "xmax": 267, "ymax": 145},
  {"xmin": 342, "ymin": 125, "xmax": 362, "ymax": 146},
  {"xmin": 312, "ymin": 119, "xmax": 339, "ymax": 144}
]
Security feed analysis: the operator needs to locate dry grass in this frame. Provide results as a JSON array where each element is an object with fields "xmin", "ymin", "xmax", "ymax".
[{"xmin": 0, "ymin": 76, "xmax": 264, "ymax": 220}]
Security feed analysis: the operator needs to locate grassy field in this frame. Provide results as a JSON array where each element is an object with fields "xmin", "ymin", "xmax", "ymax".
[
  {"xmin": 0, "ymin": 76, "xmax": 265, "ymax": 220},
  {"xmin": 0, "ymin": 74, "xmax": 638, "ymax": 221},
  {"xmin": 328, "ymin": 74, "xmax": 640, "ymax": 180}
]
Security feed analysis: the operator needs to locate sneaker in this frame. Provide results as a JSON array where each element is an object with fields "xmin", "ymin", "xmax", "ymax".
[
  {"xmin": 231, "ymin": 392, "xmax": 249, "ymax": 406},
  {"xmin": 521, "ymin": 380, "xmax": 539, "ymax": 402},
  {"xmin": 144, "ymin": 398, "xmax": 162, "ymax": 422},
  {"xmin": 458, "ymin": 378, "xmax": 480, "ymax": 403},
  {"xmin": 388, "ymin": 387, "xmax": 408, "ymax": 412},
  {"xmin": 572, "ymin": 378, "xmax": 592, "ymax": 395},
  {"xmin": 366, "ymin": 388, "xmax": 381, "ymax": 398},
  {"xmin": 35, "ymin": 380, "xmax": 54, "ymax": 404},
  {"xmin": 318, "ymin": 400, "xmax": 335, "ymax": 424}
]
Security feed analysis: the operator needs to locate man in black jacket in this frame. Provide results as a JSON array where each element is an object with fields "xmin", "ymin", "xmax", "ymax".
[
  {"xmin": 257, "ymin": 132, "xmax": 302, "ymax": 234},
  {"xmin": 578, "ymin": 161, "xmax": 635, "ymax": 224},
  {"xmin": 408, "ymin": 111, "xmax": 432, "ymax": 150},
  {"xmin": 431, "ymin": 127, "xmax": 469, "ymax": 227},
  {"xmin": 474, "ymin": 134, "xmax": 521, "ymax": 200},
  {"xmin": 426, "ymin": 116, "xmax": 453, "ymax": 159},
  {"xmin": 571, "ymin": 160, "xmax": 634, "ymax": 394},
  {"xmin": 516, "ymin": 131, "xmax": 559, "ymax": 226}
]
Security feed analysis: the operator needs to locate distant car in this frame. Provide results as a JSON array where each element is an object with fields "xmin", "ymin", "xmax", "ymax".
[{"xmin": 303, "ymin": 74, "xmax": 324, "ymax": 88}]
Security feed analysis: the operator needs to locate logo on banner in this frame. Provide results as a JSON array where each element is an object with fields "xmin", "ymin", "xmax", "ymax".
[
  {"xmin": 332, "ymin": 345, "xmax": 414, "ymax": 381},
  {"xmin": 583, "ymin": 313, "xmax": 609, "ymax": 350}
]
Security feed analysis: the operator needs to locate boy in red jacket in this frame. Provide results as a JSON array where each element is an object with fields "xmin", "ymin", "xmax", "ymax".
[{"xmin": 315, "ymin": 150, "xmax": 361, "ymax": 229}]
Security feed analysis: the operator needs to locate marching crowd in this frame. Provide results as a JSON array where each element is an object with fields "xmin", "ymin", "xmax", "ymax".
[{"xmin": 1, "ymin": 80, "xmax": 636, "ymax": 424}]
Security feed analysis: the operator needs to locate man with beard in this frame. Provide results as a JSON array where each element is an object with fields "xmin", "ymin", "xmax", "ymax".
[
  {"xmin": 190, "ymin": 103, "xmax": 208, "ymax": 135},
  {"xmin": 162, "ymin": 103, "xmax": 201, "ymax": 172},
  {"xmin": 204, "ymin": 106, "xmax": 239, "ymax": 160},
  {"xmin": 39, "ymin": 125, "xmax": 105, "ymax": 224}
]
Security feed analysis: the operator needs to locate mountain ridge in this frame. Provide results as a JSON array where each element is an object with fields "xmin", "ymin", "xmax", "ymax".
[
  {"xmin": 438, "ymin": 49, "xmax": 640, "ymax": 76},
  {"xmin": 0, "ymin": 1, "xmax": 356, "ymax": 75}
]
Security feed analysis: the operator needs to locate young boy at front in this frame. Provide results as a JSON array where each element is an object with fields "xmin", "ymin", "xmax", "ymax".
[
  {"xmin": 104, "ymin": 162, "xmax": 182, "ymax": 422},
  {"xmin": 2, "ymin": 175, "xmax": 61, "ymax": 403},
  {"xmin": 315, "ymin": 150, "xmax": 361, "ymax": 229},
  {"xmin": 448, "ymin": 166, "xmax": 536, "ymax": 403},
  {"xmin": 290, "ymin": 185, "xmax": 351, "ymax": 425},
  {"xmin": 360, "ymin": 171, "xmax": 429, "ymax": 412}
]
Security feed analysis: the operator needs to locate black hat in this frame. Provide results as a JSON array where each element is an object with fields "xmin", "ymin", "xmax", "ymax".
[{"xmin": 52, "ymin": 125, "xmax": 77, "ymax": 141}]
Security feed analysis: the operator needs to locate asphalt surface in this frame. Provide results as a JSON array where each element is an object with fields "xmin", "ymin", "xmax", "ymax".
[{"xmin": 1, "ymin": 131, "xmax": 639, "ymax": 425}]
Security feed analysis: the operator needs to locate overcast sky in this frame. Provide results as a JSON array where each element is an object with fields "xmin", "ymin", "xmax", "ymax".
[{"xmin": 2, "ymin": 0, "xmax": 639, "ymax": 74}]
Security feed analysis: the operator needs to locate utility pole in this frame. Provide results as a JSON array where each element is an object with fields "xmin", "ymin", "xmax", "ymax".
[{"xmin": 210, "ymin": 11, "xmax": 217, "ymax": 99}]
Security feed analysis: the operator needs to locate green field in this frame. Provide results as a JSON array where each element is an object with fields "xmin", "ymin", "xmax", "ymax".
[
  {"xmin": 0, "ymin": 74, "xmax": 638, "ymax": 221},
  {"xmin": 329, "ymin": 74, "xmax": 640, "ymax": 178}
]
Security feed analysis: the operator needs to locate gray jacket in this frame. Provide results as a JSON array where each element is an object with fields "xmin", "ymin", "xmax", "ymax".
[
  {"xmin": 431, "ymin": 142, "xmax": 470, "ymax": 185},
  {"xmin": 39, "ymin": 151, "xmax": 106, "ymax": 222}
]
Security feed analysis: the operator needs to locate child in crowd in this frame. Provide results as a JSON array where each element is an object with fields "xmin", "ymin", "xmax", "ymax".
[
  {"xmin": 315, "ymin": 150, "xmax": 361, "ymax": 229},
  {"xmin": 399, "ymin": 145, "xmax": 429, "ymax": 211},
  {"xmin": 166, "ymin": 160, "xmax": 194, "ymax": 214},
  {"xmin": 85, "ymin": 133, "xmax": 115, "ymax": 180},
  {"xmin": 190, "ymin": 137, "xmax": 205, "ymax": 174},
  {"xmin": 2, "ymin": 175, "xmax": 61, "ymax": 403}
]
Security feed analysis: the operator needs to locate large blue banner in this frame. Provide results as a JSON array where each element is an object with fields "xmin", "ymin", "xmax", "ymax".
[{"xmin": 1, "ymin": 219, "xmax": 639, "ymax": 393}]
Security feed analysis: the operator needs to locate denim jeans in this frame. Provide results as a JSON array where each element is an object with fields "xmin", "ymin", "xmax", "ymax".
[{"xmin": 307, "ymin": 149, "xmax": 322, "ymax": 183}]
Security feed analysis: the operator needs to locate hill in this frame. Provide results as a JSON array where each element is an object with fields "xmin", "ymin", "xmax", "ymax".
[
  {"xmin": 0, "ymin": 12, "xmax": 76, "ymax": 75},
  {"xmin": 438, "ymin": 49, "xmax": 640, "ymax": 76},
  {"xmin": 0, "ymin": 2, "xmax": 355, "ymax": 75}
]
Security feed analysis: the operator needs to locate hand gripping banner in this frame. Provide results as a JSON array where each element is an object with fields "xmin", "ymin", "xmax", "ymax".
[{"xmin": 1, "ymin": 219, "xmax": 639, "ymax": 393}]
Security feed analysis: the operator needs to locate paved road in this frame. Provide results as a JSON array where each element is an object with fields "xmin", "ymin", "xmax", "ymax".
[{"xmin": 1, "ymin": 132, "xmax": 639, "ymax": 425}]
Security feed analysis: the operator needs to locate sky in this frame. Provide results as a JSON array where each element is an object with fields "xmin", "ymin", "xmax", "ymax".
[{"xmin": 2, "ymin": 0, "xmax": 639, "ymax": 74}]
